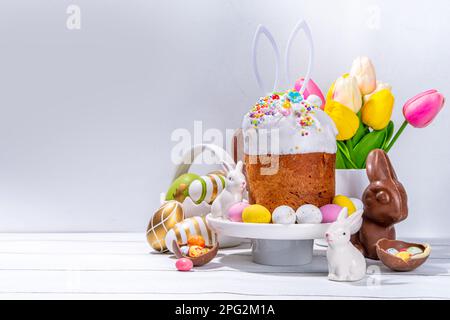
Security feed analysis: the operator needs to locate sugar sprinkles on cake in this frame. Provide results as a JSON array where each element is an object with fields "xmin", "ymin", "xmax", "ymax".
[{"xmin": 246, "ymin": 89, "xmax": 321, "ymax": 130}]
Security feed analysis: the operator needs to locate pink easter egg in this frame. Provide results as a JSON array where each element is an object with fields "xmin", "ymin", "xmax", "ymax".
[
  {"xmin": 227, "ymin": 202, "xmax": 250, "ymax": 222},
  {"xmin": 320, "ymin": 204, "xmax": 343, "ymax": 223},
  {"xmin": 175, "ymin": 258, "xmax": 193, "ymax": 271},
  {"xmin": 294, "ymin": 78, "xmax": 326, "ymax": 109}
]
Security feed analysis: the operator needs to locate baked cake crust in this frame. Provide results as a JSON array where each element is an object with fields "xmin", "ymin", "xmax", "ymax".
[{"xmin": 244, "ymin": 153, "xmax": 335, "ymax": 213}]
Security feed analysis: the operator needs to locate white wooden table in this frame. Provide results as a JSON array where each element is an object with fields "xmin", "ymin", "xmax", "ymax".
[{"xmin": 0, "ymin": 233, "xmax": 449, "ymax": 299}]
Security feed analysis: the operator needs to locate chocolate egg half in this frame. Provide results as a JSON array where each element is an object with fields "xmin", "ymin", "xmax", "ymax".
[{"xmin": 376, "ymin": 238, "xmax": 431, "ymax": 272}]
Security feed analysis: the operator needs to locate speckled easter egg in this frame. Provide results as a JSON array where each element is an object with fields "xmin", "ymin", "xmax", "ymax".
[
  {"xmin": 188, "ymin": 245, "xmax": 204, "ymax": 258},
  {"xmin": 180, "ymin": 245, "xmax": 190, "ymax": 256},
  {"xmin": 165, "ymin": 173, "xmax": 200, "ymax": 202},
  {"xmin": 227, "ymin": 202, "xmax": 250, "ymax": 222},
  {"xmin": 386, "ymin": 248, "xmax": 399, "ymax": 255},
  {"xmin": 407, "ymin": 246, "xmax": 423, "ymax": 255},
  {"xmin": 320, "ymin": 204, "xmax": 343, "ymax": 223},
  {"xmin": 296, "ymin": 204, "xmax": 322, "ymax": 224},
  {"xmin": 272, "ymin": 206, "xmax": 296, "ymax": 224},
  {"xmin": 332, "ymin": 195, "xmax": 356, "ymax": 215},
  {"xmin": 242, "ymin": 204, "xmax": 271, "ymax": 223},
  {"xmin": 176, "ymin": 258, "xmax": 193, "ymax": 271},
  {"xmin": 188, "ymin": 235, "xmax": 205, "ymax": 248},
  {"xmin": 395, "ymin": 251, "xmax": 411, "ymax": 262}
]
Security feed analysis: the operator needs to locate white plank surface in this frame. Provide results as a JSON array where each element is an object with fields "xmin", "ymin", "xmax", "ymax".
[{"xmin": 0, "ymin": 233, "xmax": 449, "ymax": 300}]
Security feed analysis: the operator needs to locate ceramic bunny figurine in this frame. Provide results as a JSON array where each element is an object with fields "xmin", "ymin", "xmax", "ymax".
[
  {"xmin": 326, "ymin": 209, "xmax": 366, "ymax": 282},
  {"xmin": 351, "ymin": 149, "xmax": 408, "ymax": 260},
  {"xmin": 211, "ymin": 161, "xmax": 246, "ymax": 218}
]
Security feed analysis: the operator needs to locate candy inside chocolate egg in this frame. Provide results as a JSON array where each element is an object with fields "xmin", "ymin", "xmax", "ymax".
[
  {"xmin": 172, "ymin": 240, "xmax": 218, "ymax": 267},
  {"xmin": 376, "ymin": 238, "xmax": 431, "ymax": 272}
]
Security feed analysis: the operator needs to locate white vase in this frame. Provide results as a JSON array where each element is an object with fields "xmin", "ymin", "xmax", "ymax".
[{"xmin": 335, "ymin": 169, "xmax": 369, "ymax": 199}]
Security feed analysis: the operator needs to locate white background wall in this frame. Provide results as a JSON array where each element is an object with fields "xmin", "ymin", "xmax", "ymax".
[{"xmin": 0, "ymin": 0, "xmax": 449, "ymax": 237}]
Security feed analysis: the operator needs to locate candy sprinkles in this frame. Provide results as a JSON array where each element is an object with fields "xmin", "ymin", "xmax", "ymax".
[{"xmin": 246, "ymin": 89, "xmax": 321, "ymax": 133}]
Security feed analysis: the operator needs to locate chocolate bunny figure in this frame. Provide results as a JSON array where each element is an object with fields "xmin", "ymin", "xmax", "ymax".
[{"xmin": 351, "ymin": 149, "xmax": 408, "ymax": 260}]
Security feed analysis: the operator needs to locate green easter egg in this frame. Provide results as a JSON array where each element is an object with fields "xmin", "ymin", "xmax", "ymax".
[{"xmin": 165, "ymin": 173, "xmax": 200, "ymax": 202}]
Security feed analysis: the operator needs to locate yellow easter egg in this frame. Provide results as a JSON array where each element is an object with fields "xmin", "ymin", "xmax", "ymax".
[
  {"xmin": 242, "ymin": 204, "xmax": 271, "ymax": 223},
  {"xmin": 332, "ymin": 195, "xmax": 356, "ymax": 215},
  {"xmin": 146, "ymin": 201, "xmax": 184, "ymax": 252},
  {"xmin": 395, "ymin": 251, "xmax": 411, "ymax": 262}
]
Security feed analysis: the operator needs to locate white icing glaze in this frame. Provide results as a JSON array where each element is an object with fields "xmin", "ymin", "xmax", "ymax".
[{"xmin": 242, "ymin": 90, "xmax": 337, "ymax": 155}]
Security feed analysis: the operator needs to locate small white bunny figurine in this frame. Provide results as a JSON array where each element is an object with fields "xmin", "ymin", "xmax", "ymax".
[
  {"xmin": 326, "ymin": 209, "xmax": 366, "ymax": 282},
  {"xmin": 211, "ymin": 161, "xmax": 246, "ymax": 218}
]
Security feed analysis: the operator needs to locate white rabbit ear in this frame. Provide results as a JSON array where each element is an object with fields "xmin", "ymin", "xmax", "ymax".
[
  {"xmin": 236, "ymin": 161, "xmax": 243, "ymax": 171},
  {"xmin": 347, "ymin": 210, "xmax": 364, "ymax": 234},
  {"xmin": 284, "ymin": 19, "xmax": 314, "ymax": 94},
  {"xmin": 252, "ymin": 24, "xmax": 281, "ymax": 94},
  {"xmin": 221, "ymin": 161, "xmax": 235, "ymax": 173},
  {"xmin": 337, "ymin": 207, "xmax": 348, "ymax": 221}
]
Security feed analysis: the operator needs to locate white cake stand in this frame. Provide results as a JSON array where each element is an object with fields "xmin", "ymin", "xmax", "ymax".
[{"xmin": 206, "ymin": 214, "xmax": 331, "ymax": 266}]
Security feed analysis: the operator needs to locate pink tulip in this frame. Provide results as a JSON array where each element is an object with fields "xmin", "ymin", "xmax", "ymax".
[
  {"xmin": 384, "ymin": 89, "xmax": 445, "ymax": 153},
  {"xmin": 402, "ymin": 89, "xmax": 445, "ymax": 128},
  {"xmin": 294, "ymin": 78, "xmax": 326, "ymax": 109}
]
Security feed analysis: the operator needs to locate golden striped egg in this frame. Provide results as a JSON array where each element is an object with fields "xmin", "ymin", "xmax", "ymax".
[
  {"xmin": 146, "ymin": 200, "xmax": 184, "ymax": 253},
  {"xmin": 164, "ymin": 216, "xmax": 217, "ymax": 253}
]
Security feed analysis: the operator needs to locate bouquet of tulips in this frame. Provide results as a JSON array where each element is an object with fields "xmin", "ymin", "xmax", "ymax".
[{"xmin": 324, "ymin": 56, "xmax": 445, "ymax": 169}]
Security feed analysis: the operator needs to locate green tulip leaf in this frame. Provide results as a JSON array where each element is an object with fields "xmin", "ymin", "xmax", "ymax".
[
  {"xmin": 382, "ymin": 121, "xmax": 394, "ymax": 150},
  {"xmin": 351, "ymin": 120, "xmax": 370, "ymax": 146},
  {"xmin": 346, "ymin": 139, "xmax": 354, "ymax": 163},
  {"xmin": 353, "ymin": 129, "xmax": 387, "ymax": 168},
  {"xmin": 336, "ymin": 147, "xmax": 347, "ymax": 169},
  {"xmin": 337, "ymin": 141, "xmax": 357, "ymax": 169}
]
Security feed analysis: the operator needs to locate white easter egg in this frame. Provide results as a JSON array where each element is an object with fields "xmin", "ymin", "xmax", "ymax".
[
  {"xmin": 165, "ymin": 216, "xmax": 216, "ymax": 253},
  {"xmin": 272, "ymin": 205, "xmax": 296, "ymax": 224},
  {"xmin": 306, "ymin": 94, "xmax": 323, "ymax": 108},
  {"xmin": 350, "ymin": 198, "xmax": 363, "ymax": 211},
  {"xmin": 296, "ymin": 204, "xmax": 322, "ymax": 224}
]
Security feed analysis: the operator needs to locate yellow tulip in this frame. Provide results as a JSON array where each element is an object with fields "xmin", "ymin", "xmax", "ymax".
[
  {"xmin": 325, "ymin": 100, "xmax": 360, "ymax": 140},
  {"xmin": 363, "ymin": 81, "xmax": 392, "ymax": 103},
  {"xmin": 361, "ymin": 89, "xmax": 394, "ymax": 130},
  {"xmin": 350, "ymin": 56, "xmax": 377, "ymax": 95},
  {"xmin": 330, "ymin": 75, "xmax": 362, "ymax": 113}
]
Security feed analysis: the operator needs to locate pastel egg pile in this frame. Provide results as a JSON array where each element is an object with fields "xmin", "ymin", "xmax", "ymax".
[
  {"xmin": 226, "ymin": 195, "xmax": 362, "ymax": 225},
  {"xmin": 386, "ymin": 246, "xmax": 424, "ymax": 262}
]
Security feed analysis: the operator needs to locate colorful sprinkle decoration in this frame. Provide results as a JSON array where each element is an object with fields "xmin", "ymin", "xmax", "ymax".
[{"xmin": 246, "ymin": 89, "xmax": 319, "ymax": 130}]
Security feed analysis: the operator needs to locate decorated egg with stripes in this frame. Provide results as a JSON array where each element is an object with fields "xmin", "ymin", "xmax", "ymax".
[
  {"xmin": 188, "ymin": 174, "xmax": 226, "ymax": 204},
  {"xmin": 165, "ymin": 216, "xmax": 217, "ymax": 253},
  {"xmin": 146, "ymin": 200, "xmax": 184, "ymax": 253}
]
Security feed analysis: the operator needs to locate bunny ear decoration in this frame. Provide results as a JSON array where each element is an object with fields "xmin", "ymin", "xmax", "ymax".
[
  {"xmin": 252, "ymin": 24, "xmax": 281, "ymax": 94},
  {"xmin": 285, "ymin": 19, "xmax": 314, "ymax": 95},
  {"xmin": 337, "ymin": 207, "xmax": 349, "ymax": 221},
  {"xmin": 251, "ymin": 20, "xmax": 314, "ymax": 95},
  {"xmin": 366, "ymin": 149, "xmax": 398, "ymax": 182},
  {"xmin": 347, "ymin": 210, "xmax": 364, "ymax": 234},
  {"xmin": 221, "ymin": 161, "xmax": 235, "ymax": 173}
]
